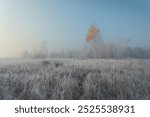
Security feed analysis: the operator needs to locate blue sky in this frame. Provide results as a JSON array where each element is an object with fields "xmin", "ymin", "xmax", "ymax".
[{"xmin": 0, "ymin": 0, "xmax": 150, "ymax": 57}]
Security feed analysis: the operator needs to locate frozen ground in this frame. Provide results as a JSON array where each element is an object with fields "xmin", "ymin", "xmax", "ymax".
[{"xmin": 0, "ymin": 58, "xmax": 150, "ymax": 100}]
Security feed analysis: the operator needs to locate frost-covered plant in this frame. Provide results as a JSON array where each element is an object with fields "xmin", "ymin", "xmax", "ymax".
[{"xmin": 0, "ymin": 59, "xmax": 150, "ymax": 100}]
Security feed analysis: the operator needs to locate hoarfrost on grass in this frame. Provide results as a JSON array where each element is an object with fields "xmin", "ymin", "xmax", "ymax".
[{"xmin": 0, "ymin": 59, "xmax": 150, "ymax": 100}]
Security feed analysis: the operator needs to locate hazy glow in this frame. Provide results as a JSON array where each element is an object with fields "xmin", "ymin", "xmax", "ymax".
[{"xmin": 0, "ymin": 0, "xmax": 150, "ymax": 58}]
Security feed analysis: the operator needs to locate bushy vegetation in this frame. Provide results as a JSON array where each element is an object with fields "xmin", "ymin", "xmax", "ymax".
[{"xmin": 0, "ymin": 59, "xmax": 150, "ymax": 100}]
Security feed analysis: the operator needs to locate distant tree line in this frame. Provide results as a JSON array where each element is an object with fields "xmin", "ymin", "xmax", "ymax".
[
  {"xmin": 49, "ymin": 24, "xmax": 150, "ymax": 59},
  {"xmin": 49, "ymin": 43, "xmax": 150, "ymax": 59},
  {"xmin": 22, "ymin": 40, "xmax": 150, "ymax": 59},
  {"xmin": 22, "ymin": 25, "xmax": 150, "ymax": 59},
  {"xmin": 22, "ymin": 40, "xmax": 49, "ymax": 59}
]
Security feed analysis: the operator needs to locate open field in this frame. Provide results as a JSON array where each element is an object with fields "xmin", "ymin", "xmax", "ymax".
[{"xmin": 0, "ymin": 58, "xmax": 150, "ymax": 100}]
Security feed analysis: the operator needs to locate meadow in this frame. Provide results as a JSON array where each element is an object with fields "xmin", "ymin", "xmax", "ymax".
[{"xmin": 0, "ymin": 58, "xmax": 150, "ymax": 100}]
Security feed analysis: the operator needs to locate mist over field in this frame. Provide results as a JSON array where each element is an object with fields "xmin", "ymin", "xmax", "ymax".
[
  {"xmin": 0, "ymin": 0, "xmax": 150, "ymax": 100},
  {"xmin": 21, "ymin": 25, "xmax": 150, "ymax": 59},
  {"xmin": 1, "ymin": 0, "xmax": 150, "ymax": 59}
]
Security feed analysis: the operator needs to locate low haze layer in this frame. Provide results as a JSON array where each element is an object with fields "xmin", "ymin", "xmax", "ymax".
[{"xmin": 0, "ymin": 0, "xmax": 150, "ymax": 58}]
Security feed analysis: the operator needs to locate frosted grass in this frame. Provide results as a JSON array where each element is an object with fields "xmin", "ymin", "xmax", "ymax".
[{"xmin": 0, "ymin": 59, "xmax": 150, "ymax": 100}]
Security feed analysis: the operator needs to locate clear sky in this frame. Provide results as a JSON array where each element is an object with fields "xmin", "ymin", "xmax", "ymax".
[{"xmin": 0, "ymin": 0, "xmax": 150, "ymax": 58}]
